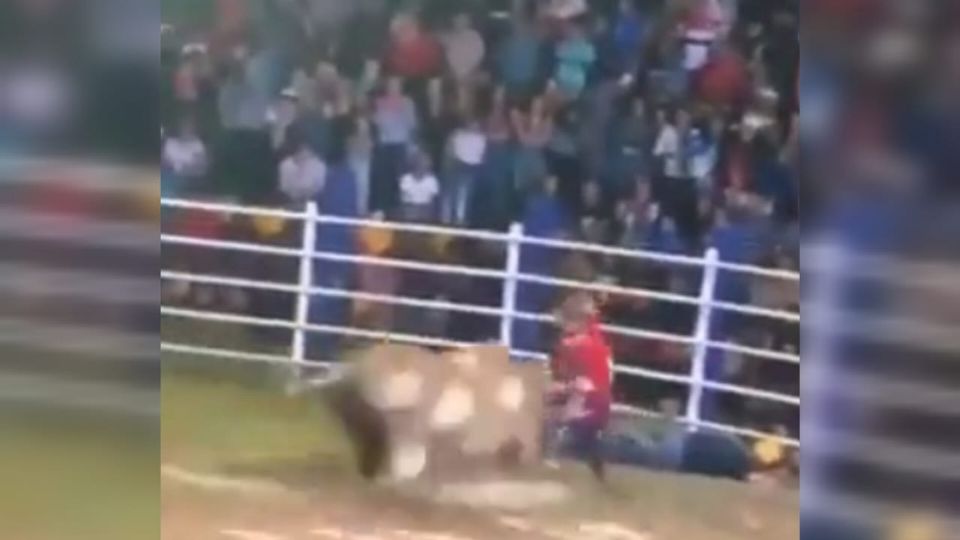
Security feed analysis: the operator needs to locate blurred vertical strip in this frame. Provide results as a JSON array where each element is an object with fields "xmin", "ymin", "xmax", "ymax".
[
  {"xmin": 803, "ymin": 1, "xmax": 960, "ymax": 538},
  {"xmin": 0, "ymin": 159, "xmax": 160, "ymax": 417},
  {"xmin": 0, "ymin": 159, "xmax": 159, "ymax": 539},
  {"xmin": 0, "ymin": 0, "xmax": 161, "ymax": 538}
]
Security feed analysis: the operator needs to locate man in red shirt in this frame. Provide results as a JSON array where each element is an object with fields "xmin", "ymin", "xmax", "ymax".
[
  {"xmin": 386, "ymin": 14, "xmax": 442, "ymax": 81},
  {"xmin": 546, "ymin": 292, "xmax": 613, "ymax": 480}
]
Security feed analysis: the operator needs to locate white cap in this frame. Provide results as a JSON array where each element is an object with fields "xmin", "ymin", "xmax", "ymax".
[{"xmin": 181, "ymin": 43, "xmax": 207, "ymax": 56}]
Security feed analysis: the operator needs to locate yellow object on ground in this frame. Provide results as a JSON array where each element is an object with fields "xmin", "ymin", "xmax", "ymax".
[{"xmin": 753, "ymin": 437, "xmax": 785, "ymax": 467}]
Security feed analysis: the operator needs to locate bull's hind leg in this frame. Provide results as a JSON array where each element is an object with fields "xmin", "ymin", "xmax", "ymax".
[{"xmin": 325, "ymin": 383, "xmax": 389, "ymax": 479}]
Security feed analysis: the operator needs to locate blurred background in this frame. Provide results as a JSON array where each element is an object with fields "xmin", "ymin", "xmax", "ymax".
[
  {"xmin": 802, "ymin": 1, "xmax": 960, "ymax": 538},
  {"xmin": 0, "ymin": 0, "xmax": 159, "ymax": 539}
]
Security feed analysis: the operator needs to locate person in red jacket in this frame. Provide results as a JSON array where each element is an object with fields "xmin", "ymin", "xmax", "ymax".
[{"xmin": 546, "ymin": 291, "xmax": 614, "ymax": 480}]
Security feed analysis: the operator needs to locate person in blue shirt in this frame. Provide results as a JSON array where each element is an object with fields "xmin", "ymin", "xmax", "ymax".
[
  {"xmin": 497, "ymin": 17, "xmax": 543, "ymax": 98},
  {"xmin": 307, "ymin": 164, "xmax": 360, "ymax": 361},
  {"xmin": 609, "ymin": 97, "xmax": 654, "ymax": 198},
  {"xmin": 753, "ymin": 133, "xmax": 797, "ymax": 225},
  {"xmin": 645, "ymin": 214, "xmax": 686, "ymax": 255},
  {"xmin": 612, "ymin": 0, "xmax": 647, "ymax": 74},
  {"xmin": 553, "ymin": 24, "xmax": 597, "ymax": 99},
  {"xmin": 698, "ymin": 204, "xmax": 769, "ymax": 421},
  {"xmin": 512, "ymin": 176, "xmax": 572, "ymax": 355}
]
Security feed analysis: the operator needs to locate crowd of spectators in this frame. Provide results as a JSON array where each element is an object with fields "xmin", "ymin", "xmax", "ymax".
[{"xmin": 161, "ymin": 0, "xmax": 799, "ymax": 437}]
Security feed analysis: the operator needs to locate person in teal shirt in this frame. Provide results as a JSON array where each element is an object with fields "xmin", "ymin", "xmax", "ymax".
[{"xmin": 554, "ymin": 25, "xmax": 597, "ymax": 99}]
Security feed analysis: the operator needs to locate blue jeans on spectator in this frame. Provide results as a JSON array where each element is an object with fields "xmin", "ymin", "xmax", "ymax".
[
  {"xmin": 443, "ymin": 160, "xmax": 479, "ymax": 226},
  {"xmin": 477, "ymin": 141, "xmax": 515, "ymax": 230},
  {"xmin": 349, "ymin": 154, "xmax": 372, "ymax": 217},
  {"xmin": 161, "ymin": 167, "xmax": 180, "ymax": 221},
  {"xmin": 305, "ymin": 270, "xmax": 351, "ymax": 364}
]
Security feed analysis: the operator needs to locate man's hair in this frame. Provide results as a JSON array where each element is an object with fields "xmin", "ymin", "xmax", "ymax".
[{"xmin": 556, "ymin": 291, "xmax": 596, "ymax": 330}]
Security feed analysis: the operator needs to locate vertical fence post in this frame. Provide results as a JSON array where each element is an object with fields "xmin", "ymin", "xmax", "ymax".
[
  {"xmin": 686, "ymin": 247, "xmax": 720, "ymax": 431},
  {"xmin": 500, "ymin": 222, "xmax": 523, "ymax": 354},
  {"xmin": 289, "ymin": 202, "xmax": 318, "ymax": 390}
]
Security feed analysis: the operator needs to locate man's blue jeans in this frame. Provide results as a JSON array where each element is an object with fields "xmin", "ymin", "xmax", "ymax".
[{"xmin": 443, "ymin": 161, "xmax": 479, "ymax": 226}]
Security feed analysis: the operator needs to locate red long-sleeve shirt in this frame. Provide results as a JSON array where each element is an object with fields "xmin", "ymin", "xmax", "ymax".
[{"xmin": 551, "ymin": 316, "xmax": 613, "ymax": 428}]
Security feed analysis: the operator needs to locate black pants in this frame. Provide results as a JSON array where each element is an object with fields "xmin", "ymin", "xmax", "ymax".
[
  {"xmin": 547, "ymin": 151, "xmax": 583, "ymax": 212},
  {"xmin": 371, "ymin": 143, "xmax": 408, "ymax": 215},
  {"xmin": 656, "ymin": 175, "xmax": 701, "ymax": 245},
  {"xmin": 216, "ymin": 129, "xmax": 276, "ymax": 204}
]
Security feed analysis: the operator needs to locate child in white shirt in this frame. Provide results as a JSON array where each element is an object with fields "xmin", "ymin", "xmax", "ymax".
[
  {"xmin": 162, "ymin": 117, "xmax": 209, "ymax": 194},
  {"xmin": 399, "ymin": 153, "xmax": 440, "ymax": 223}
]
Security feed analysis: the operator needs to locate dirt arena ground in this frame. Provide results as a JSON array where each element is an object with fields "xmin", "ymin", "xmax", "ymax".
[{"xmin": 160, "ymin": 366, "xmax": 799, "ymax": 540}]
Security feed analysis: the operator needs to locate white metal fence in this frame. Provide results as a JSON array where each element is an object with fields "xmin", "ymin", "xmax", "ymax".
[{"xmin": 160, "ymin": 197, "xmax": 800, "ymax": 447}]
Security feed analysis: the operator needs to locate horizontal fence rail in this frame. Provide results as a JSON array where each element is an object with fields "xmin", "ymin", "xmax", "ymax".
[
  {"xmin": 161, "ymin": 269, "xmax": 800, "ymax": 366},
  {"xmin": 161, "ymin": 198, "xmax": 802, "ymax": 282},
  {"xmin": 160, "ymin": 197, "xmax": 800, "ymax": 447},
  {"xmin": 160, "ymin": 233, "xmax": 800, "ymax": 324}
]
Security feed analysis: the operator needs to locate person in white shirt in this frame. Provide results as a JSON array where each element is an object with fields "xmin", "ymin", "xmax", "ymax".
[
  {"xmin": 653, "ymin": 109, "xmax": 698, "ymax": 245},
  {"xmin": 654, "ymin": 109, "xmax": 695, "ymax": 179},
  {"xmin": 162, "ymin": 117, "xmax": 209, "ymax": 194},
  {"xmin": 682, "ymin": 28, "xmax": 717, "ymax": 72},
  {"xmin": 443, "ymin": 117, "xmax": 487, "ymax": 226},
  {"xmin": 399, "ymin": 153, "xmax": 440, "ymax": 223},
  {"xmin": 442, "ymin": 13, "xmax": 486, "ymax": 83},
  {"xmin": 266, "ymin": 88, "xmax": 300, "ymax": 151},
  {"xmin": 450, "ymin": 121, "xmax": 488, "ymax": 167},
  {"xmin": 278, "ymin": 136, "xmax": 327, "ymax": 206},
  {"xmin": 680, "ymin": 0, "xmax": 723, "ymax": 71}
]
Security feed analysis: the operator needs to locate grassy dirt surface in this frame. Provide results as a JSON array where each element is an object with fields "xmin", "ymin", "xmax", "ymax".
[
  {"xmin": 161, "ymin": 359, "xmax": 799, "ymax": 540},
  {"xmin": 0, "ymin": 408, "xmax": 158, "ymax": 540}
]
